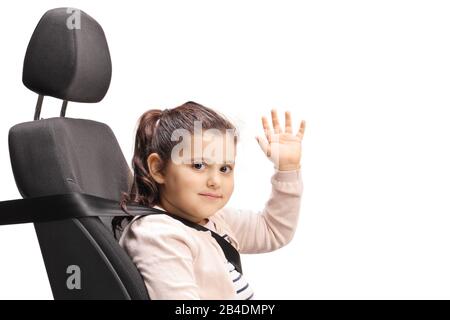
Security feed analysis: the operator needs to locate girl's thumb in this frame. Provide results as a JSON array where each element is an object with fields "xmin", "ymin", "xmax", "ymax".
[{"xmin": 255, "ymin": 136, "xmax": 270, "ymax": 157}]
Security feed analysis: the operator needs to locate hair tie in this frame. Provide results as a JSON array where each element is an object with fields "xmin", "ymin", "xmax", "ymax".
[{"xmin": 155, "ymin": 109, "xmax": 168, "ymax": 128}]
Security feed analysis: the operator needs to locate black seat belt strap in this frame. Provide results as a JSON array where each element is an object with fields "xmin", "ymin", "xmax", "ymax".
[
  {"xmin": 0, "ymin": 192, "xmax": 243, "ymax": 274},
  {"xmin": 133, "ymin": 213, "xmax": 243, "ymax": 274}
]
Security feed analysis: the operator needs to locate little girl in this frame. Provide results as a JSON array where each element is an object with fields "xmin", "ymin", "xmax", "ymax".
[{"xmin": 113, "ymin": 101, "xmax": 305, "ymax": 300}]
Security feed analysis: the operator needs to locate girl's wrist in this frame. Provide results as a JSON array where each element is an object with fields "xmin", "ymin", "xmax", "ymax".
[{"xmin": 276, "ymin": 164, "xmax": 301, "ymax": 171}]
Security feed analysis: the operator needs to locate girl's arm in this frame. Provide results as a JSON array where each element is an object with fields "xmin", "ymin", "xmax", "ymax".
[
  {"xmin": 119, "ymin": 215, "xmax": 201, "ymax": 299},
  {"xmin": 217, "ymin": 168, "xmax": 303, "ymax": 254},
  {"xmin": 218, "ymin": 109, "xmax": 306, "ymax": 254}
]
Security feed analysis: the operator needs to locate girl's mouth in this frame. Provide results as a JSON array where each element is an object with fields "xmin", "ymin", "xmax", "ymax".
[{"xmin": 198, "ymin": 193, "xmax": 223, "ymax": 199}]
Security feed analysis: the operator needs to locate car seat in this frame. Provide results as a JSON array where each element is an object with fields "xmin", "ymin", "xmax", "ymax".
[
  {"xmin": 0, "ymin": 7, "xmax": 242, "ymax": 300},
  {"xmin": 0, "ymin": 7, "xmax": 153, "ymax": 300}
]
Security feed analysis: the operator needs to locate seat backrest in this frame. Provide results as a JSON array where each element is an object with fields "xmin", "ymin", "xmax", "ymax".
[{"xmin": 8, "ymin": 7, "xmax": 150, "ymax": 300}]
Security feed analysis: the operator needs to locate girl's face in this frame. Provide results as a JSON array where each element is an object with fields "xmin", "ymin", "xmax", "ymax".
[{"xmin": 156, "ymin": 132, "xmax": 236, "ymax": 225}]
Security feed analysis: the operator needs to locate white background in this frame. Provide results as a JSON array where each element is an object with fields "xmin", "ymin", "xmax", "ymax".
[{"xmin": 0, "ymin": 0, "xmax": 450, "ymax": 299}]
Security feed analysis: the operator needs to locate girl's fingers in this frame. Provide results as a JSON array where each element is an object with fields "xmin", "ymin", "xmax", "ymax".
[
  {"xmin": 285, "ymin": 111, "xmax": 292, "ymax": 134},
  {"xmin": 264, "ymin": 110, "xmax": 305, "ymax": 142},
  {"xmin": 261, "ymin": 116, "xmax": 272, "ymax": 143},
  {"xmin": 296, "ymin": 120, "xmax": 306, "ymax": 139},
  {"xmin": 271, "ymin": 109, "xmax": 281, "ymax": 134}
]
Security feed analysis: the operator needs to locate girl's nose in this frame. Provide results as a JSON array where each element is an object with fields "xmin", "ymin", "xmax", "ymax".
[{"xmin": 206, "ymin": 171, "xmax": 220, "ymax": 188}]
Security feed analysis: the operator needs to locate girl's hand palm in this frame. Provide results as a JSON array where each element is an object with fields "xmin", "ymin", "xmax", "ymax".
[{"xmin": 256, "ymin": 109, "xmax": 306, "ymax": 171}]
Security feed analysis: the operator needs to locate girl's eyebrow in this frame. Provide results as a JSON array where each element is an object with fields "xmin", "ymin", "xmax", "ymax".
[{"xmin": 191, "ymin": 157, "xmax": 235, "ymax": 165}]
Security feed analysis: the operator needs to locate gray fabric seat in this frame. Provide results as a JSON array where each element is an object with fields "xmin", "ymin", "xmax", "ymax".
[{"xmin": 6, "ymin": 7, "xmax": 150, "ymax": 300}]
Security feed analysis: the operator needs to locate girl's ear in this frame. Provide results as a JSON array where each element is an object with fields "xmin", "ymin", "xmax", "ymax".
[{"xmin": 147, "ymin": 153, "xmax": 165, "ymax": 184}]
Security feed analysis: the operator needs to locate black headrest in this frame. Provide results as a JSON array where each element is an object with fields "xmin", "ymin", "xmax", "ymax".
[{"xmin": 22, "ymin": 8, "xmax": 112, "ymax": 103}]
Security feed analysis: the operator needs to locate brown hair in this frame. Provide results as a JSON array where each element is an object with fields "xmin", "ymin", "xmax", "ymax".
[{"xmin": 112, "ymin": 101, "xmax": 238, "ymax": 239}]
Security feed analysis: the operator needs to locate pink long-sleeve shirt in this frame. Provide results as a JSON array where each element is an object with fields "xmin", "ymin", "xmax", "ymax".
[{"xmin": 118, "ymin": 169, "xmax": 303, "ymax": 299}]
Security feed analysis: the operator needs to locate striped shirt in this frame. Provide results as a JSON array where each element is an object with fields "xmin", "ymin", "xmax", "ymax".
[{"xmin": 204, "ymin": 219, "xmax": 255, "ymax": 300}]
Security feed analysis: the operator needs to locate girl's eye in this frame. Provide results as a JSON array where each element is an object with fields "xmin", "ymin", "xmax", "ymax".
[
  {"xmin": 192, "ymin": 162, "xmax": 206, "ymax": 170},
  {"xmin": 191, "ymin": 161, "xmax": 233, "ymax": 173},
  {"xmin": 220, "ymin": 165, "xmax": 233, "ymax": 173}
]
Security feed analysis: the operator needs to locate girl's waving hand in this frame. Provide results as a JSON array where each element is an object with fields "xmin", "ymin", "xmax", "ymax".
[{"xmin": 256, "ymin": 109, "xmax": 306, "ymax": 171}]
